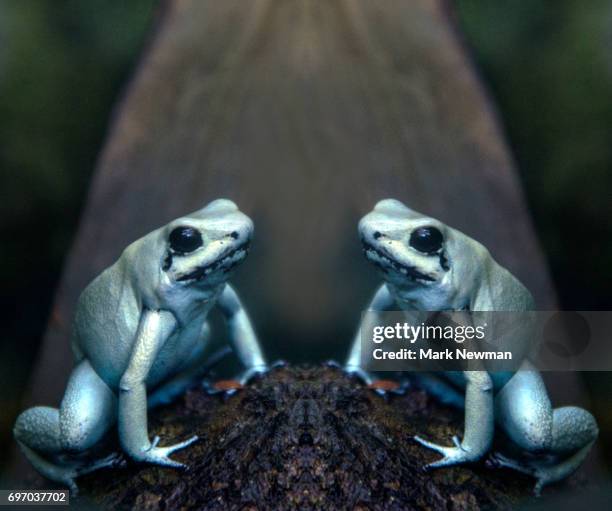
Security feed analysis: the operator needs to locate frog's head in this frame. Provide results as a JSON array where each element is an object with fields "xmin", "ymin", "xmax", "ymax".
[
  {"xmin": 359, "ymin": 199, "xmax": 486, "ymax": 308},
  {"xmin": 161, "ymin": 199, "xmax": 253, "ymax": 287}
]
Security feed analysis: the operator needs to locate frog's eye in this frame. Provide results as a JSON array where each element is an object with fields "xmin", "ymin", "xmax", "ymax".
[
  {"xmin": 169, "ymin": 226, "xmax": 203, "ymax": 254},
  {"xmin": 409, "ymin": 226, "xmax": 443, "ymax": 254}
]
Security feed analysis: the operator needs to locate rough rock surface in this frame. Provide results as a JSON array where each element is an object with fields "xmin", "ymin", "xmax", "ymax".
[{"xmin": 75, "ymin": 365, "xmax": 567, "ymax": 510}]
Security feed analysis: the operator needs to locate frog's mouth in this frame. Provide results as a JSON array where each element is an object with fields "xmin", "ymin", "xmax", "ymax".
[
  {"xmin": 362, "ymin": 240, "xmax": 436, "ymax": 283},
  {"xmin": 176, "ymin": 241, "xmax": 250, "ymax": 282}
]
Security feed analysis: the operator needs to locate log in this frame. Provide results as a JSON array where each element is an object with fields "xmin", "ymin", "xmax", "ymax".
[
  {"xmin": 75, "ymin": 366, "xmax": 554, "ymax": 510},
  {"xmin": 10, "ymin": 0, "xmax": 601, "ymax": 490}
]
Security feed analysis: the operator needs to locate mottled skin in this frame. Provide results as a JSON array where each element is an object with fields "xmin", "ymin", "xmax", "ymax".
[
  {"xmin": 14, "ymin": 199, "xmax": 267, "ymax": 492},
  {"xmin": 345, "ymin": 199, "xmax": 598, "ymax": 494}
]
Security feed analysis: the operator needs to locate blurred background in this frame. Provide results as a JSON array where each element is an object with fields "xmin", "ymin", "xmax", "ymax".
[{"xmin": 0, "ymin": 0, "xmax": 611, "ymax": 474}]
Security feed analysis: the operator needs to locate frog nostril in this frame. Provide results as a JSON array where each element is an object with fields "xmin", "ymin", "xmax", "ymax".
[
  {"xmin": 230, "ymin": 231, "xmax": 239, "ymax": 240},
  {"xmin": 373, "ymin": 231, "xmax": 383, "ymax": 240},
  {"xmin": 162, "ymin": 253, "xmax": 173, "ymax": 271}
]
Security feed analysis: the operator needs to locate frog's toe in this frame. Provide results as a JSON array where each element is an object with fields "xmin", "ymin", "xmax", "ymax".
[
  {"xmin": 235, "ymin": 365, "xmax": 269, "ymax": 385},
  {"xmin": 148, "ymin": 454, "xmax": 186, "ymax": 469},
  {"xmin": 413, "ymin": 435, "xmax": 447, "ymax": 454},
  {"xmin": 534, "ymin": 479, "xmax": 545, "ymax": 497},
  {"xmin": 488, "ymin": 451, "xmax": 535, "ymax": 475},
  {"xmin": 344, "ymin": 365, "xmax": 375, "ymax": 385},
  {"xmin": 165, "ymin": 435, "xmax": 199, "ymax": 455},
  {"xmin": 414, "ymin": 435, "xmax": 473, "ymax": 469},
  {"xmin": 202, "ymin": 365, "xmax": 265, "ymax": 395},
  {"xmin": 532, "ymin": 470, "xmax": 559, "ymax": 496},
  {"xmin": 391, "ymin": 379, "xmax": 412, "ymax": 395},
  {"xmin": 66, "ymin": 478, "xmax": 79, "ymax": 497},
  {"xmin": 488, "ymin": 451, "xmax": 550, "ymax": 495},
  {"xmin": 212, "ymin": 379, "xmax": 244, "ymax": 393},
  {"xmin": 54, "ymin": 467, "xmax": 79, "ymax": 496},
  {"xmin": 324, "ymin": 360, "xmax": 342, "ymax": 369},
  {"xmin": 75, "ymin": 451, "xmax": 126, "ymax": 477},
  {"xmin": 202, "ymin": 379, "xmax": 238, "ymax": 396},
  {"xmin": 368, "ymin": 379, "xmax": 405, "ymax": 396},
  {"xmin": 140, "ymin": 435, "xmax": 198, "ymax": 468}
]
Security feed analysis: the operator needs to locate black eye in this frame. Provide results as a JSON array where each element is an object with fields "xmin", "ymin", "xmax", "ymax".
[
  {"xmin": 169, "ymin": 226, "xmax": 203, "ymax": 254},
  {"xmin": 409, "ymin": 226, "xmax": 443, "ymax": 254}
]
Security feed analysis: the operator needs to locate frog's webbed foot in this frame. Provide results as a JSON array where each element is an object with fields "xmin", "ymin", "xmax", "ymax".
[
  {"xmin": 76, "ymin": 451, "xmax": 126, "ymax": 476},
  {"xmin": 50, "ymin": 452, "xmax": 126, "ymax": 496},
  {"xmin": 236, "ymin": 364, "xmax": 271, "ymax": 385},
  {"xmin": 236, "ymin": 360, "xmax": 286, "ymax": 384},
  {"xmin": 137, "ymin": 435, "xmax": 199, "ymax": 469},
  {"xmin": 487, "ymin": 451, "xmax": 529, "ymax": 471},
  {"xmin": 414, "ymin": 435, "xmax": 478, "ymax": 469},
  {"xmin": 487, "ymin": 452, "xmax": 552, "ymax": 497},
  {"xmin": 70, "ymin": 451, "xmax": 127, "ymax": 493}
]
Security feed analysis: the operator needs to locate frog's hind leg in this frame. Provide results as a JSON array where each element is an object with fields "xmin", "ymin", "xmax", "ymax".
[
  {"xmin": 492, "ymin": 368, "xmax": 598, "ymax": 495},
  {"xmin": 14, "ymin": 407, "xmax": 71, "ymax": 487},
  {"xmin": 492, "ymin": 408, "xmax": 597, "ymax": 495},
  {"xmin": 14, "ymin": 360, "xmax": 118, "ymax": 492},
  {"xmin": 534, "ymin": 406, "xmax": 596, "ymax": 495}
]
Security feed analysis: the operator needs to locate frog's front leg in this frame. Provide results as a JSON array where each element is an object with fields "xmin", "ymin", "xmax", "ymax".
[
  {"xmin": 345, "ymin": 284, "xmax": 396, "ymax": 384},
  {"xmin": 415, "ymin": 370, "xmax": 494, "ymax": 468},
  {"xmin": 216, "ymin": 284, "xmax": 268, "ymax": 384},
  {"xmin": 118, "ymin": 309, "xmax": 198, "ymax": 467}
]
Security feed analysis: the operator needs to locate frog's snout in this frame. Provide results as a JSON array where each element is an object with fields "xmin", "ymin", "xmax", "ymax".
[
  {"xmin": 205, "ymin": 198, "xmax": 239, "ymax": 213},
  {"xmin": 230, "ymin": 215, "xmax": 254, "ymax": 244},
  {"xmin": 373, "ymin": 198, "xmax": 406, "ymax": 213},
  {"xmin": 358, "ymin": 216, "xmax": 386, "ymax": 247}
]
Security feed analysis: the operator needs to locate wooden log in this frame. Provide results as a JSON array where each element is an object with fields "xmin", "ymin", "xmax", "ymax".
[{"xmin": 77, "ymin": 366, "xmax": 547, "ymax": 509}]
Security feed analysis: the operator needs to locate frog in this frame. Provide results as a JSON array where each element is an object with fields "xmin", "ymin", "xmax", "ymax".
[
  {"xmin": 14, "ymin": 199, "xmax": 268, "ymax": 493},
  {"xmin": 345, "ymin": 198, "xmax": 598, "ymax": 495}
]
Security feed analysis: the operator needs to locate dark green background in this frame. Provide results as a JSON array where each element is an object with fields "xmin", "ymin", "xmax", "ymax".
[{"xmin": 1, "ymin": 0, "xmax": 610, "ymax": 469}]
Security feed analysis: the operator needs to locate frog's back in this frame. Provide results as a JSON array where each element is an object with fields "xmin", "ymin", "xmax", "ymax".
[
  {"xmin": 72, "ymin": 256, "xmax": 142, "ymax": 387},
  {"xmin": 483, "ymin": 256, "xmax": 535, "ymax": 312}
]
